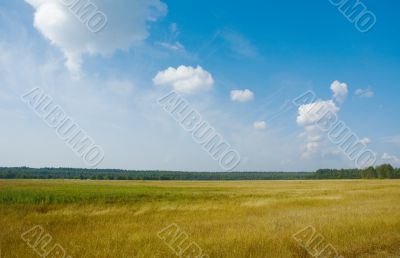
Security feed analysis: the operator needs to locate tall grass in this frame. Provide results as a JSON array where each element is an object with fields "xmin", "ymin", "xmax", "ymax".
[{"xmin": 0, "ymin": 180, "xmax": 399, "ymax": 257}]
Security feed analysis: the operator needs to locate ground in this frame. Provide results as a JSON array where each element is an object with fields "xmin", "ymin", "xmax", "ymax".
[{"xmin": 0, "ymin": 180, "xmax": 399, "ymax": 258}]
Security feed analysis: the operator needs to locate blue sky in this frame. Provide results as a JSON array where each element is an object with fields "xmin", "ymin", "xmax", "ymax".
[{"xmin": 0, "ymin": 0, "xmax": 399, "ymax": 171}]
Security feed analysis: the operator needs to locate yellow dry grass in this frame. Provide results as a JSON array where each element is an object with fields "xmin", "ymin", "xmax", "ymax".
[{"xmin": 0, "ymin": 179, "xmax": 399, "ymax": 257}]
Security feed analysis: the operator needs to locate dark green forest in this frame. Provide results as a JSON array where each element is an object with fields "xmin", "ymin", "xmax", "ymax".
[{"xmin": 0, "ymin": 164, "xmax": 399, "ymax": 180}]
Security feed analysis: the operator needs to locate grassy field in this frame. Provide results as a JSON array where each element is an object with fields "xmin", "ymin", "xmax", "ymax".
[{"xmin": 0, "ymin": 180, "xmax": 399, "ymax": 258}]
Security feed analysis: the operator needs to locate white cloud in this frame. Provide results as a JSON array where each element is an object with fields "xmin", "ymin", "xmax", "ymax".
[
  {"xmin": 158, "ymin": 41, "xmax": 184, "ymax": 51},
  {"xmin": 230, "ymin": 89, "xmax": 254, "ymax": 102},
  {"xmin": 253, "ymin": 121, "xmax": 267, "ymax": 130},
  {"xmin": 153, "ymin": 65, "xmax": 214, "ymax": 94},
  {"xmin": 0, "ymin": 8, "xmax": 360, "ymax": 172},
  {"xmin": 382, "ymin": 153, "xmax": 400, "ymax": 163},
  {"xmin": 25, "ymin": 0, "xmax": 167, "ymax": 76},
  {"xmin": 359, "ymin": 137, "xmax": 371, "ymax": 145},
  {"xmin": 355, "ymin": 87, "xmax": 374, "ymax": 98},
  {"xmin": 330, "ymin": 80, "xmax": 348, "ymax": 103},
  {"xmin": 296, "ymin": 100, "xmax": 340, "ymax": 157},
  {"xmin": 296, "ymin": 100, "xmax": 339, "ymax": 126},
  {"xmin": 221, "ymin": 30, "xmax": 258, "ymax": 59},
  {"xmin": 157, "ymin": 22, "xmax": 184, "ymax": 51}
]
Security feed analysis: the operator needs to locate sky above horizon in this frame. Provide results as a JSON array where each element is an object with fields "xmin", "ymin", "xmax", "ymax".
[{"xmin": 0, "ymin": 0, "xmax": 399, "ymax": 171}]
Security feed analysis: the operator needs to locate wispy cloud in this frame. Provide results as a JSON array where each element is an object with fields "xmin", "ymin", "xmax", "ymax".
[
  {"xmin": 157, "ymin": 41, "xmax": 185, "ymax": 51},
  {"xmin": 221, "ymin": 30, "xmax": 259, "ymax": 59},
  {"xmin": 157, "ymin": 22, "xmax": 185, "ymax": 51},
  {"xmin": 355, "ymin": 87, "xmax": 374, "ymax": 98},
  {"xmin": 382, "ymin": 153, "xmax": 400, "ymax": 164},
  {"xmin": 382, "ymin": 135, "xmax": 400, "ymax": 146}
]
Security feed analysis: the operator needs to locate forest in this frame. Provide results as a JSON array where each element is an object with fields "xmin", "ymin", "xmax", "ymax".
[{"xmin": 0, "ymin": 164, "xmax": 398, "ymax": 180}]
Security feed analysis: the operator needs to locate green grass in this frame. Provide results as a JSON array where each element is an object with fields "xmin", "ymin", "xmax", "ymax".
[{"xmin": 1, "ymin": 180, "xmax": 400, "ymax": 257}]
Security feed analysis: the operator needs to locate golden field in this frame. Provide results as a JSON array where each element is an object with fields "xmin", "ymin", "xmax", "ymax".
[{"xmin": 0, "ymin": 179, "xmax": 399, "ymax": 258}]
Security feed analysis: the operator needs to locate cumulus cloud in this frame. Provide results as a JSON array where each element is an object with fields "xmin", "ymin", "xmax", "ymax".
[
  {"xmin": 296, "ymin": 100, "xmax": 340, "ymax": 157},
  {"xmin": 153, "ymin": 65, "xmax": 214, "ymax": 94},
  {"xmin": 296, "ymin": 100, "xmax": 339, "ymax": 126},
  {"xmin": 359, "ymin": 137, "xmax": 371, "ymax": 145},
  {"xmin": 296, "ymin": 81, "xmax": 369, "ymax": 159},
  {"xmin": 355, "ymin": 87, "xmax": 374, "ymax": 98},
  {"xmin": 253, "ymin": 121, "xmax": 267, "ymax": 130},
  {"xmin": 230, "ymin": 89, "xmax": 254, "ymax": 102},
  {"xmin": 25, "ymin": 0, "xmax": 167, "ymax": 76},
  {"xmin": 330, "ymin": 80, "xmax": 348, "ymax": 103}
]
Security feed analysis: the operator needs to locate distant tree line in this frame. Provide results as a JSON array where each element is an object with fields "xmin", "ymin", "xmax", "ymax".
[
  {"xmin": 0, "ymin": 165, "xmax": 398, "ymax": 180},
  {"xmin": 314, "ymin": 164, "xmax": 400, "ymax": 179},
  {"xmin": 0, "ymin": 167, "xmax": 311, "ymax": 180}
]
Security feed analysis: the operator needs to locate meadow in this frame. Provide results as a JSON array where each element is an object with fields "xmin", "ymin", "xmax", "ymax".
[{"xmin": 0, "ymin": 179, "xmax": 399, "ymax": 258}]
